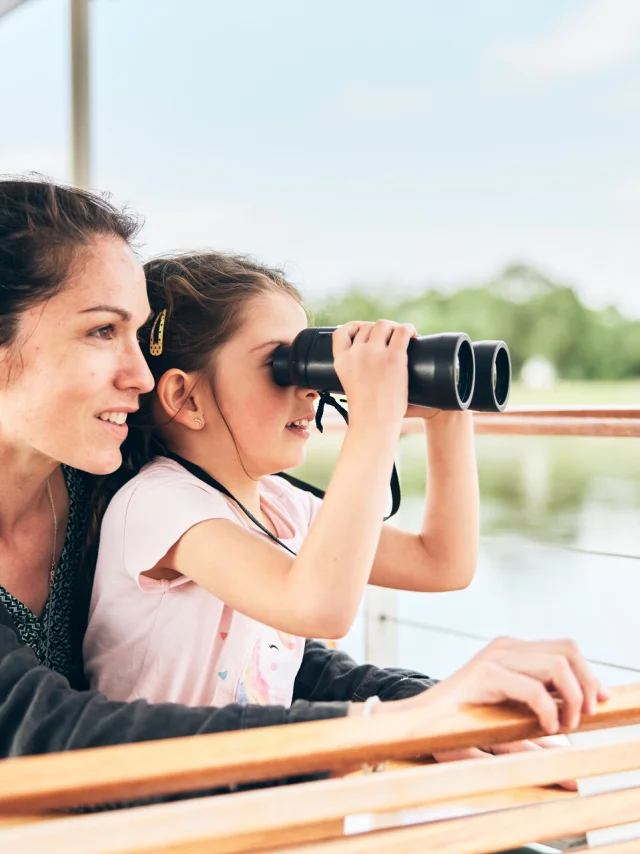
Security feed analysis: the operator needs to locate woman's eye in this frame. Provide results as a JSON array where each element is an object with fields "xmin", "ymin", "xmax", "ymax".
[{"xmin": 90, "ymin": 325, "xmax": 115, "ymax": 341}]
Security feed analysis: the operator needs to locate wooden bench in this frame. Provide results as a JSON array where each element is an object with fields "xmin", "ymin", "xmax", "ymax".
[{"xmin": 1, "ymin": 684, "xmax": 639, "ymax": 853}]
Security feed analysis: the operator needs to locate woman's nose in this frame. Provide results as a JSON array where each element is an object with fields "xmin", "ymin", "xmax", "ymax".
[{"xmin": 119, "ymin": 342, "xmax": 155, "ymax": 394}]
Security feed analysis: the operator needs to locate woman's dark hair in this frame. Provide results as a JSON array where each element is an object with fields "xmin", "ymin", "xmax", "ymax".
[
  {"xmin": 0, "ymin": 175, "xmax": 140, "ymax": 351},
  {"xmin": 86, "ymin": 251, "xmax": 306, "ymax": 575},
  {"xmin": 0, "ymin": 175, "xmax": 141, "ymax": 591}
]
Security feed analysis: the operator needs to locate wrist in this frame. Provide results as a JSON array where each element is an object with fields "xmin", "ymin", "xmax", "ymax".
[{"xmin": 347, "ymin": 413, "xmax": 403, "ymax": 445}]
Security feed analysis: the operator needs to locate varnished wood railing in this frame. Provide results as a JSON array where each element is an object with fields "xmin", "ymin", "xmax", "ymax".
[
  {"xmin": 320, "ymin": 405, "xmax": 640, "ymax": 438},
  {"xmin": 1, "ymin": 687, "xmax": 640, "ymax": 853},
  {"xmin": 1, "ymin": 684, "xmax": 639, "ymax": 814}
]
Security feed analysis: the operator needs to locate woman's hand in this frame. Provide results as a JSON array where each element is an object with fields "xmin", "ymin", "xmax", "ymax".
[
  {"xmin": 371, "ymin": 636, "xmax": 611, "ymax": 735},
  {"xmin": 333, "ymin": 320, "xmax": 417, "ymax": 432},
  {"xmin": 432, "ymin": 734, "xmax": 578, "ymax": 791}
]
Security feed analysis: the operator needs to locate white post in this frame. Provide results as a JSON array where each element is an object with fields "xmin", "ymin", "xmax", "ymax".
[
  {"xmin": 70, "ymin": 0, "xmax": 90, "ymax": 188},
  {"xmin": 365, "ymin": 586, "xmax": 398, "ymax": 667}
]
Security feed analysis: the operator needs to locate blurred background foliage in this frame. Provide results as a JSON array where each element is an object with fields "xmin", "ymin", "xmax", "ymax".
[{"xmin": 312, "ymin": 263, "xmax": 640, "ymax": 381}]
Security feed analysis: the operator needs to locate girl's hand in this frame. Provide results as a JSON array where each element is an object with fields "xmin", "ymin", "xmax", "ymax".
[
  {"xmin": 373, "ymin": 636, "xmax": 612, "ymax": 735},
  {"xmin": 333, "ymin": 320, "xmax": 417, "ymax": 431},
  {"xmin": 405, "ymin": 404, "xmax": 440, "ymax": 420}
]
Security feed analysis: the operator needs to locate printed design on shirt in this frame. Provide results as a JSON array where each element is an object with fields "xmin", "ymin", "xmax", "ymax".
[
  {"xmin": 234, "ymin": 630, "xmax": 301, "ymax": 706},
  {"xmin": 275, "ymin": 630, "xmax": 297, "ymax": 651}
]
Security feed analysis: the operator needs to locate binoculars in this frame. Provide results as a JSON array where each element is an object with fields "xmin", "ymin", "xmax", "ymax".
[{"xmin": 272, "ymin": 327, "xmax": 510, "ymax": 412}]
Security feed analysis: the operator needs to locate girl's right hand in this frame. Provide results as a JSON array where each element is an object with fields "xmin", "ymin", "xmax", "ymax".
[
  {"xmin": 370, "ymin": 636, "xmax": 612, "ymax": 734},
  {"xmin": 332, "ymin": 320, "xmax": 416, "ymax": 430}
]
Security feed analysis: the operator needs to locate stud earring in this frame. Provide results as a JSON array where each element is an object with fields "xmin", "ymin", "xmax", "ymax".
[{"xmin": 194, "ymin": 417, "xmax": 203, "ymax": 426}]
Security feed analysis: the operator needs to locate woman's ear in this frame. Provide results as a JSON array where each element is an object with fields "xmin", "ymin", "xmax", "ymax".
[{"xmin": 155, "ymin": 370, "xmax": 205, "ymax": 430}]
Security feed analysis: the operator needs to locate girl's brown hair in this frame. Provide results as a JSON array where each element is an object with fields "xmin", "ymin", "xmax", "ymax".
[{"xmin": 86, "ymin": 251, "xmax": 306, "ymax": 572}]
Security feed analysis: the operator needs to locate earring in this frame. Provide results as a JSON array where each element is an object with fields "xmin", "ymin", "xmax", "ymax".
[{"xmin": 194, "ymin": 417, "xmax": 203, "ymax": 426}]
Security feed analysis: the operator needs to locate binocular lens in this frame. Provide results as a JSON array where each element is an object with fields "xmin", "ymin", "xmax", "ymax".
[
  {"xmin": 469, "ymin": 341, "xmax": 511, "ymax": 412},
  {"xmin": 494, "ymin": 346, "xmax": 510, "ymax": 407},
  {"xmin": 455, "ymin": 340, "xmax": 475, "ymax": 407}
]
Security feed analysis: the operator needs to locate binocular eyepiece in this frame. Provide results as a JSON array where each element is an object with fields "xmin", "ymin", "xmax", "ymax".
[{"xmin": 272, "ymin": 327, "xmax": 510, "ymax": 412}]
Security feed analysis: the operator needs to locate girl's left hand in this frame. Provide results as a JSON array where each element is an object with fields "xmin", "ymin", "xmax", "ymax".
[{"xmin": 432, "ymin": 734, "xmax": 577, "ymax": 791}]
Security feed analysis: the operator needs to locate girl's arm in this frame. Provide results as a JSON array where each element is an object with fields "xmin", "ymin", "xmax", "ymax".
[
  {"xmin": 152, "ymin": 321, "xmax": 414, "ymax": 639},
  {"xmin": 368, "ymin": 407, "xmax": 479, "ymax": 592}
]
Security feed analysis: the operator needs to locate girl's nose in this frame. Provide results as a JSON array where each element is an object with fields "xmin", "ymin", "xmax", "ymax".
[{"xmin": 295, "ymin": 386, "xmax": 319, "ymax": 403}]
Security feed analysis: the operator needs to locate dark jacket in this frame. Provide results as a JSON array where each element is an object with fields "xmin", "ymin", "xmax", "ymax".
[{"xmin": 0, "ymin": 601, "xmax": 435, "ymax": 759}]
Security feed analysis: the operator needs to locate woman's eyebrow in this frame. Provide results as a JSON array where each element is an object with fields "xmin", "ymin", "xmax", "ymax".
[{"xmin": 79, "ymin": 305, "xmax": 132, "ymax": 322}]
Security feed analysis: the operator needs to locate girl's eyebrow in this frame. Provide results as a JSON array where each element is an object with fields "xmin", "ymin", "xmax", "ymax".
[{"xmin": 250, "ymin": 339, "xmax": 287, "ymax": 353}]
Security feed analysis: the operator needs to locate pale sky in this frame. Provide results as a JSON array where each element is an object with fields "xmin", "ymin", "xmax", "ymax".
[{"xmin": 1, "ymin": 0, "xmax": 639, "ymax": 313}]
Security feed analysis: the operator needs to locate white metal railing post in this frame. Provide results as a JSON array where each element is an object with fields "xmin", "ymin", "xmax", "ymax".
[{"xmin": 70, "ymin": 0, "xmax": 90, "ymax": 188}]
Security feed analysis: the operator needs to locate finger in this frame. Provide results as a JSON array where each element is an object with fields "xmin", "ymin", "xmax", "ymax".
[
  {"xmin": 403, "ymin": 322, "xmax": 418, "ymax": 339},
  {"xmin": 490, "ymin": 669, "xmax": 560, "ymax": 734},
  {"xmin": 332, "ymin": 322, "xmax": 369, "ymax": 355},
  {"xmin": 432, "ymin": 747, "xmax": 491, "ymax": 763},
  {"xmin": 536, "ymin": 639, "xmax": 602, "ymax": 716},
  {"xmin": 352, "ymin": 321, "xmax": 376, "ymax": 344},
  {"xmin": 489, "ymin": 740, "xmax": 541, "ymax": 755},
  {"xmin": 490, "ymin": 737, "xmax": 577, "ymax": 790},
  {"xmin": 499, "ymin": 651, "xmax": 584, "ymax": 730},
  {"xmin": 529, "ymin": 735, "xmax": 578, "ymax": 791},
  {"xmin": 530, "ymin": 734, "xmax": 571, "ymax": 749},
  {"xmin": 387, "ymin": 323, "xmax": 414, "ymax": 353},
  {"xmin": 368, "ymin": 319, "xmax": 398, "ymax": 345}
]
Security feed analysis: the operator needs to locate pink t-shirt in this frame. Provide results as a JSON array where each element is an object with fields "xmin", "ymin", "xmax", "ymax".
[{"xmin": 83, "ymin": 457, "xmax": 321, "ymax": 708}]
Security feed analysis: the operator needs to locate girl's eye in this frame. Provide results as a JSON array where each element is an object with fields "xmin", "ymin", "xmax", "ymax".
[{"xmin": 90, "ymin": 324, "xmax": 115, "ymax": 341}]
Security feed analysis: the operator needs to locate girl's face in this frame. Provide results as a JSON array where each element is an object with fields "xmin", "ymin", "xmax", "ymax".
[
  {"xmin": 0, "ymin": 236, "xmax": 154, "ymax": 475},
  {"xmin": 209, "ymin": 291, "xmax": 318, "ymax": 476}
]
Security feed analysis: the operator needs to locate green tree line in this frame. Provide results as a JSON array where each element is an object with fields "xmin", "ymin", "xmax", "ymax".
[{"xmin": 311, "ymin": 264, "xmax": 640, "ymax": 380}]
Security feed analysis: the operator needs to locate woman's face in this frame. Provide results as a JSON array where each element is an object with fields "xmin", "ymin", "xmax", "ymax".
[
  {"xmin": 0, "ymin": 235, "xmax": 154, "ymax": 475},
  {"xmin": 208, "ymin": 291, "xmax": 318, "ymax": 476}
]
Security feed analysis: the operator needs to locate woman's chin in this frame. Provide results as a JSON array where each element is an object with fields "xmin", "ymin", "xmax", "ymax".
[{"xmin": 76, "ymin": 448, "xmax": 123, "ymax": 476}]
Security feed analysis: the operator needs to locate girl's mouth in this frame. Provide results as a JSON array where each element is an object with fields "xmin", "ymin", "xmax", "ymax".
[{"xmin": 285, "ymin": 418, "xmax": 311, "ymax": 439}]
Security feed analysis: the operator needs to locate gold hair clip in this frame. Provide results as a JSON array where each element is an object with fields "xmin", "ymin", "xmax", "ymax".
[{"xmin": 149, "ymin": 309, "xmax": 167, "ymax": 357}]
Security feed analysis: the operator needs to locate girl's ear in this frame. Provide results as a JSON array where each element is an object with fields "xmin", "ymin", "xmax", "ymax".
[{"xmin": 155, "ymin": 370, "xmax": 205, "ymax": 429}]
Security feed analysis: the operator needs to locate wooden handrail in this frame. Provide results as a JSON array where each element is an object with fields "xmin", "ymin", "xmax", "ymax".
[
  {"xmin": 318, "ymin": 406, "xmax": 640, "ymax": 438},
  {"xmin": 278, "ymin": 788, "xmax": 640, "ymax": 854},
  {"xmin": 0, "ymin": 685, "xmax": 639, "ymax": 813},
  {"xmin": 3, "ymin": 739, "xmax": 639, "ymax": 853}
]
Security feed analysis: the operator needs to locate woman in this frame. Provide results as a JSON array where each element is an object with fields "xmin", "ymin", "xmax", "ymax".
[{"xmin": 0, "ymin": 176, "xmax": 608, "ymax": 771}]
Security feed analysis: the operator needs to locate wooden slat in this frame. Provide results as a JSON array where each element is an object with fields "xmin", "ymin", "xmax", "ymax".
[
  {"xmin": 321, "ymin": 407, "xmax": 640, "ymax": 437},
  {"xmin": 472, "ymin": 416, "xmax": 640, "ymax": 438},
  {"xmin": 274, "ymin": 788, "xmax": 640, "ymax": 854},
  {"xmin": 0, "ymin": 685, "xmax": 638, "ymax": 813},
  {"xmin": 572, "ymin": 842, "xmax": 640, "ymax": 853},
  {"xmin": 6, "ymin": 740, "xmax": 638, "ymax": 854},
  {"xmin": 484, "ymin": 406, "xmax": 640, "ymax": 418}
]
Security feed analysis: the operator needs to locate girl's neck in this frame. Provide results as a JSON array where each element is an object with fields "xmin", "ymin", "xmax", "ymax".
[{"xmin": 169, "ymin": 445, "xmax": 264, "ymax": 519}]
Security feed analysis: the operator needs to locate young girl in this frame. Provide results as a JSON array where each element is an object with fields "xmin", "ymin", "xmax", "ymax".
[{"xmin": 83, "ymin": 252, "xmax": 479, "ymax": 708}]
